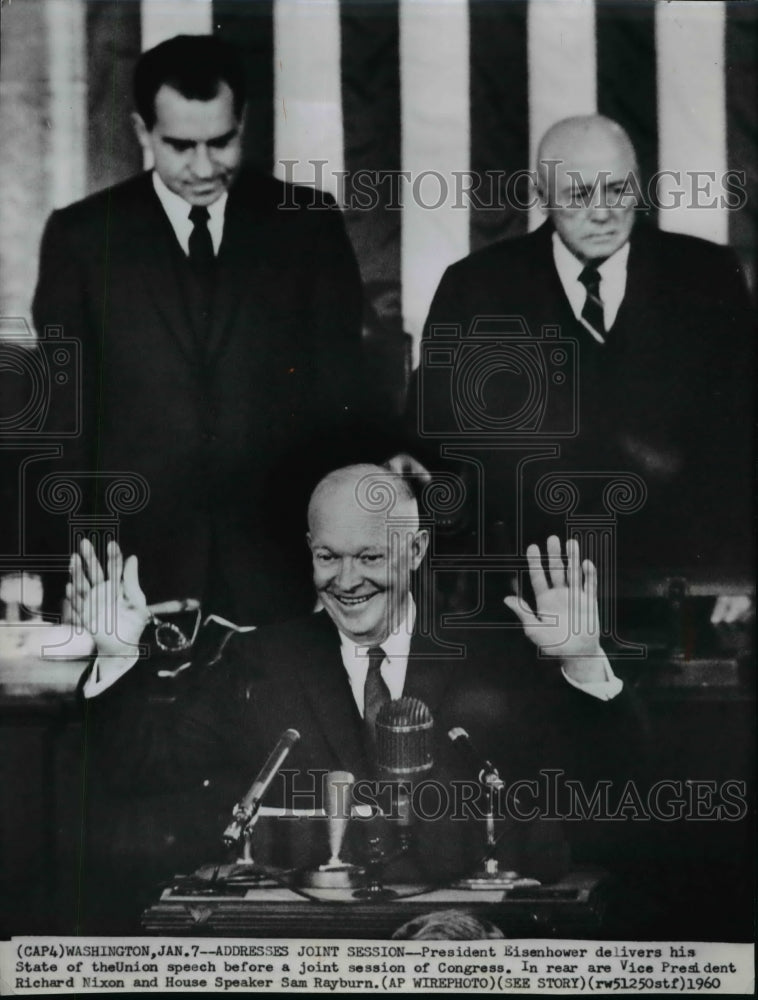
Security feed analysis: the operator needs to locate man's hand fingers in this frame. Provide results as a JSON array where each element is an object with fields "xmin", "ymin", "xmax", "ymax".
[
  {"xmin": 70, "ymin": 554, "xmax": 90, "ymax": 602},
  {"xmin": 385, "ymin": 452, "xmax": 433, "ymax": 484},
  {"xmin": 546, "ymin": 535, "xmax": 565, "ymax": 588},
  {"xmin": 123, "ymin": 555, "xmax": 147, "ymax": 610},
  {"xmin": 80, "ymin": 538, "xmax": 104, "ymax": 587},
  {"xmin": 583, "ymin": 558, "xmax": 597, "ymax": 603},
  {"xmin": 504, "ymin": 595, "xmax": 541, "ymax": 630},
  {"xmin": 106, "ymin": 540, "xmax": 123, "ymax": 589},
  {"xmin": 526, "ymin": 543, "xmax": 548, "ymax": 596},
  {"xmin": 567, "ymin": 538, "xmax": 582, "ymax": 593}
]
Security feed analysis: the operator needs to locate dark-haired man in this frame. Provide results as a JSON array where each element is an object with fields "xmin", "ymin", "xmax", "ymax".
[{"xmin": 31, "ymin": 35, "xmax": 365, "ymax": 625}]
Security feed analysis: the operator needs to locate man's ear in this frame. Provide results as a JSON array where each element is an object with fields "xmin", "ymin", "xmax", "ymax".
[
  {"xmin": 305, "ymin": 531, "xmax": 313, "ymax": 552},
  {"xmin": 410, "ymin": 529, "xmax": 429, "ymax": 571},
  {"xmin": 533, "ymin": 172, "xmax": 549, "ymax": 214},
  {"xmin": 131, "ymin": 112, "xmax": 152, "ymax": 153}
]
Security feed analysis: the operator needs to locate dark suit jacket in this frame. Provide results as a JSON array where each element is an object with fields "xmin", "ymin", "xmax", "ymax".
[
  {"xmin": 30, "ymin": 167, "xmax": 365, "ymax": 622},
  {"xmin": 88, "ymin": 609, "xmax": 649, "ymax": 885},
  {"xmin": 408, "ymin": 221, "xmax": 754, "ymax": 580}
]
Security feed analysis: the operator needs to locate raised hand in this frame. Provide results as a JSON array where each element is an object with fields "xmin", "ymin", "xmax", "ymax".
[
  {"xmin": 67, "ymin": 539, "xmax": 149, "ymax": 657},
  {"xmin": 384, "ymin": 452, "xmax": 433, "ymax": 484},
  {"xmin": 504, "ymin": 536, "xmax": 604, "ymax": 676}
]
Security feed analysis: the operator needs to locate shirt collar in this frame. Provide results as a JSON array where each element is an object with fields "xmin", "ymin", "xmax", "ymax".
[
  {"xmin": 338, "ymin": 595, "xmax": 416, "ymax": 661},
  {"xmin": 151, "ymin": 171, "xmax": 227, "ymax": 244},
  {"xmin": 552, "ymin": 230, "xmax": 630, "ymax": 283}
]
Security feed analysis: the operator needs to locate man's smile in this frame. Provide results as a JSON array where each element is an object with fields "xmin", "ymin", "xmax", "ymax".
[{"xmin": 328, "ymin": 591, "xmax": 379, "ymax": 607}]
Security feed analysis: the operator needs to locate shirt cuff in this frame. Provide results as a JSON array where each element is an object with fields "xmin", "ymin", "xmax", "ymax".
[
  {"xmin": 82, "ymin": 655, "xmax": 139, "ymax": 698},
  {"xmin": 561, "ymin": 656, "xmax": 623, "ymax": 701}
]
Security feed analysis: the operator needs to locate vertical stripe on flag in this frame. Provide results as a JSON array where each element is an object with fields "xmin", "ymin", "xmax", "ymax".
[
  {"xmin": 141, "ymin": 0, "xmax": 213, "ymax": 52},
  {"xmin": 341, "ymin": 2, "xmax": 402, "ymax": 324},
  {"xmin": 214, "ymin": 0, "xmax": 275, "ymax": 174},
  {"xmin": 527, "ymin": 0, "xmax": 597, "ymax": 232},
  {"xmin": 400, "ymin": 0, "xmax": 470, "ymax": 355},
  {"xmin": 469, "ymin": 0, "xmax": 529, "ymax": 253},
  {"xmin": 272, "ymin": 0, "xmax": 344, "ymax": 203},
  {"xmin": 655, "ymin": 1, "xmax": 728, "ymax": 244},
  {"xmin": 0, "ymin": 0, "xmax": 50, "ymax": 317},
  {"xmin": 86, "ymin": 1, "xmax": 142, "ymax": 194},
  {"xmin": 725, "ymin": 3, "xmax": 757, "ymax": 291},
  {"xmin": 45, "ymin": 0, "xmax": 87, "ymax": 209},
  {"xmin": 596, "ymin": 2, "xmax": 658, "ymax": 204}
]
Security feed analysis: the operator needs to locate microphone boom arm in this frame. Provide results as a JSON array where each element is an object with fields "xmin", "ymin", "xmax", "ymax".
[{"xmin": 222, "ymin": 728, "xmax": 300, "ymax": 848}]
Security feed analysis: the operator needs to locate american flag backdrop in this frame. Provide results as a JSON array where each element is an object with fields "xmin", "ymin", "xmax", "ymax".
[{"xmin": 0, "ymin": 0, "xmax": 755, "ymax": 375}]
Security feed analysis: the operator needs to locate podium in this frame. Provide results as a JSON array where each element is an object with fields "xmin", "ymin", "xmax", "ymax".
[{"xmin": 141, "ymin": 869, "xmax": 610, "ymax": 938}]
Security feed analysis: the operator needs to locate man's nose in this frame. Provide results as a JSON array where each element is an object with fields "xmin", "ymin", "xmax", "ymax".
[
  {"xmin": 588, "ymin": 199, "xmax": 612, "ymax": 222},
  {"xmin": 335, "ymin": 558, "xmax": 360, "ymax": 590},
  {"xmin": 191, "ymin": 144, "xmax": 215, "ymax": 178}
]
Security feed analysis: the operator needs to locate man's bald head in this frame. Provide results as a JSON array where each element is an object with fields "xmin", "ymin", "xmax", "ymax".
[
  {"xmin": 307, "ymin": 465, "xmax": 428, "ymax": 645},
  {"xmin": 308, "ymin": 464, "xmax": 419, "ymax": 535},
  {"xmin": 537, "ymin": 115, "xmax": 637, "ymax": 182},
  {"xmin": 536, "ymin": 115, "xmax": 639, "ymax": 263}
]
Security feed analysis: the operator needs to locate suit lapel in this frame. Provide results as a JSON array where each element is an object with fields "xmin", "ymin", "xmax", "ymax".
[
  {"xmin": 205, "ymin": 175, "xmax": 271, "ymax": 367},
  {"xmin": 535, "ymin": 222, "xmax": 613, "ymax": 349},
  {"xmin": 128, "ymin": 176, "xmax": 201, "ymax": 365},
  {"xmin": 291, "ymin": 618, "xmax": 458, "ymax": 778},
  {"xmin": 294, "ymin": 614, "xmax": 371, "ymax": 777},
  {"xmin": 402, "ymin": 631, "xmax": 457, "ymax": 719}
]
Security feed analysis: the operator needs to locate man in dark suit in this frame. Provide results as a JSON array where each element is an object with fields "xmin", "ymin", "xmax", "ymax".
[
  {"xmin": 30, "ymin": 35, "xmax": 365, "ymax": 625},
  {"xmin": 409, "ymin": 116, "xmax": 753, "ymax": 619},
  {"xmin": 74, "ymin": 463, "xmax": 646, "ymax": 902}
]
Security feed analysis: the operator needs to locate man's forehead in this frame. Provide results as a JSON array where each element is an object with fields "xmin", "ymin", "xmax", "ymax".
[
  {"xmin": 152, "ymin": 82, "xmax": 239, "ymax": 133},
  {"xmin": 539, "ymin": 120, "xmax": 636, "ymax": 183},
  {"xmin": 552, "ymin": 155, "xmax": 633, "ymax": 190},
  {"xmin": 310, "ymin": 506, "xmax": 410, "ymax": 545}
]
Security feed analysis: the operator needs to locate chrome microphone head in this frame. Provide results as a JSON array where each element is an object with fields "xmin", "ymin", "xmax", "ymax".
[{"xmin": 376, "ymin": 696, "xmax": 434, "ymax": 780}]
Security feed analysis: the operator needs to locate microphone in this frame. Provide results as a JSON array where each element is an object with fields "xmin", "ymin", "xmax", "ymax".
[
  {"xmin": 322, "ymin": 770, "xmax": 355, "ymax": 869},
  {"xmin": 223, "ymin": 728, "xmax": 300, "ymax": 845},
  {"xmin": 376, "ymin": 697, "xmax": 434, "ymax": 781},
  {"xmin": 448, "ymin": 726, "xmax": 504, "ymax": 790},
  {"xmin": 375, "ymin": 697, "xmax": 433, "ymax": 847},
  {"xmin": 300, "ymin": 771, "xmax": 361, "ymax": 889}
]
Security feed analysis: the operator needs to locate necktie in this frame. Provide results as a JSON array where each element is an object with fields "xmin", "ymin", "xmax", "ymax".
[
  {"xmin": 363, "ymin": 645, "xmax": 391, "ymax": 741},
  {"xmin": 188, "ymin": 206, "xmax": 215, "ymax": 335},
  {"xmin": 578, "ymin": 264, "xmax": 606, "ymax": 341},
  {"xmin": 188, "ymin": 205, "xmax": 215, "ymax": 271}
]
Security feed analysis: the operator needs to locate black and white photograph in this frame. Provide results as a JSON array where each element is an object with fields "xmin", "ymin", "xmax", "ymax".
[{"xmin": 0, "ymin": 0, "xmax": 755, "ymax": 992}]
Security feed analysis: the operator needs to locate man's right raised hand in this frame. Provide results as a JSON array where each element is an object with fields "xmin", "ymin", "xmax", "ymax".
[{"xmin": 67, "ymin": 539, "xmax": 149, "ymax": 657}]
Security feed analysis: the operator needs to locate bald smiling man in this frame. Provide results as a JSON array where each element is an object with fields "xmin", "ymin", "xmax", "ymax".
[
  {"xmin": 409, "ymin": 115, "xmax": 753, "ymax": 615},
  {"xmin": 73, "ymin": 463, "xmax": 647, "ymax": 898}
]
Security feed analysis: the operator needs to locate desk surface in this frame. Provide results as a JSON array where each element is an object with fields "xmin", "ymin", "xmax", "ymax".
[{"xmin": 141, "ymin": 869, "xmax": 609, "ymax": 938}]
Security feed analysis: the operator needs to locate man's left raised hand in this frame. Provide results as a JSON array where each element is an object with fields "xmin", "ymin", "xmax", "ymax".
[{"xmin": 504, "ymin": 536, "xmax": 607, "ymax": 684}]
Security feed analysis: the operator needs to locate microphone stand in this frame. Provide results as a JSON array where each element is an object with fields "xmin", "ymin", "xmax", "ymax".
[
  {"xmin": 455, "ymin": 762, "xmax": 540, "ymax": 891},
  {"xmin": 217, "ymin": 728, "xmax": 300, "ymax": 884}
]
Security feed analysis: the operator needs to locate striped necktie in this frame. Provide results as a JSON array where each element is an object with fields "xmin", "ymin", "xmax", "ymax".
[
  {"xmin": 578, "ymin": 264, "xmax": 606, "ymax": 341},
  {"xmin": 363, "ymin": 645, "xmax": 391, "ymax": 741}
]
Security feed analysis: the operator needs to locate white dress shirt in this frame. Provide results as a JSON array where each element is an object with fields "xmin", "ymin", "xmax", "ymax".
[
  {"xmin": 552, "ymin": 233, "xmax": 630, "ymax": 343},
  {"xmin": 339, "ymin": 599, "xmax": 415, "ymax": 717},
  {"xmin": 152, "ymin": 171, "xmax": 227, "ymax": 256}
]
